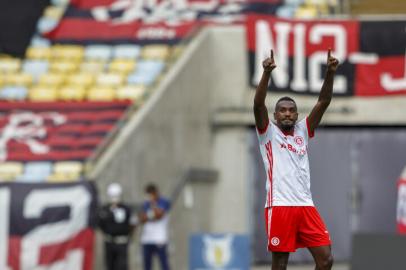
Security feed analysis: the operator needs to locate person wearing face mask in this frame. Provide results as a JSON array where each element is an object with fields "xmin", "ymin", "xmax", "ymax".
[
  {"xmin": 139, "ymin": 183, "xmax": 171, "ymax": 270},
  {"xmin": 98, "ymin": 183, "xmax": 138, "ymax": 270}
]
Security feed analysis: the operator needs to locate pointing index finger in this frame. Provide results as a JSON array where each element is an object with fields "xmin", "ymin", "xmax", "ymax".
[
  {"xmin": 270, "ymin": 49, "xmax": 274, "ymax": 60},
  {"xmin": 327, "ymin": 48, "xmax": 331, "ymax": 59}
]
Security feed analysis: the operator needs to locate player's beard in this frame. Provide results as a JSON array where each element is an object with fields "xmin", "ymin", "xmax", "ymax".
[{"xmin": 280, "ymin": 120, "xmax": 295, "ymax": 131}]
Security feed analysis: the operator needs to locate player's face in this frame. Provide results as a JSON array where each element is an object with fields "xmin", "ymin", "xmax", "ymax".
[{"xmin": 274, "ymin": 101, "xmax": 298, "ymax": 130}]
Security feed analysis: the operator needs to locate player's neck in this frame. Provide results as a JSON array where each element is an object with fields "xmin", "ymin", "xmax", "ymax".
[{"xmin": 277, "ymin": 125, "xmax": 294, "ymax": 136}]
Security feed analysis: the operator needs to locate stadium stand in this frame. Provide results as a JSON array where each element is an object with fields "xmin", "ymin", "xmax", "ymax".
[{"xmin": 0, "ymin": 0, "xmax": 173, "ymax": 182}]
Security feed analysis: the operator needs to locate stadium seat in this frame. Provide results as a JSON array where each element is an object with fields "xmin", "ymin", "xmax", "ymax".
[
  {"xmin": 0, "ymin": 58, "xmax": 21, "ymax": 73},
  {"xmin": 87, "ymin": 86, "xmax": 116, "ymax": 101},
  {"xmin": 276, "ymin": 5, "xmax": 296, "ymax": 18},
  {"xmin": 56, "ymin": 123, "xmax": 87, "ymax": 136},
  {"xmin": 0, "ymin": 86, "xmax": 28, "ymax": 100},
  {"xmin": 37, "ymin": 17, "xmax": 58, "ymax": 34},
  {"xmin": 52, "ymin": 45, "xmax": 85, "ymax": 61},
  {"xmin": 295, "ymin": 6, "xmax": 318, "ymax": 18},
  {"xmin": 84, "ymin": 45, "xmax": 112, "ymax": 61},
  {"xmin": 5, "ymin": 73, "xmax": 33, "ymax": 86},
  {"xmin": 109, "ymin": 59, "xmax": 136, "ymax": 75},
  {"xmin": 51, "ymin": 161, "xmax": 83, "ymax": 179},
  {"xmin": 137, "ymin": 60, "xmax": 165, "ymax": 74},
  {"xmin": 77, "ymin": 137, "xmax": 103, "ymax": 149},
  {"xmin": 49, "ymin": 60, "xmax": 79, "ymax": 74},
  {"xmin": 26, "ymin": 47, "xmax": 52, "ymax": 60},
  {"xmin": 51, "ymin": 0, "xmax": 70, "ymax": 7},
  {"xmin": 112, "ymin": 45, "xmax": 141, "ymax": 59},
  {"xmin": 127, "ymin": 72, "xmax": 157, "ymax": 86},
  {"xmin": 44, "ymin": 6, "xmax": 65, "ymax": 19},
  {"xmin": 22, "ymin": 60, "xmax": 49, "ymax": 80},
  {"xmin": 96, "ymin": 73, "xmax": 125, "ymax": 87},
  {"xmin": 16, "ymin": 161, "xmax": 53, "ymax": 182},
  {"xmin": 285, "ymin": 0, "xmax": 305, "ymax": 6},
  {"xmin": 67, "ymin": 73, "xmax": 95, "ymax": 87},
  {"xmin": 0, "ymin": 162, "xmax": 24, "ymax": 181},
  {"xmin": 58, "ymin": 85, "xmax": 87, "ymax": 101},
  {"xmin": 80, "ymin": 60, "xmax": 107, "ymax": 74},
  {"xmin": 47, "ymin": 173, "xmax": 80, "ymax": 182},
  {"xmin": 30, "ymin": 36, "xmax": 51, "ymax": 47},
  {"xmin": 116, "ymin": 85, "xmax": 146, "ymax": 101},
  {"xmin": 38, "ymin": 73, "xmax": 66, "ymax": 87},
  {"xmin": 141, "ymin": 45, "xmax": 171, "ymax": 60},
  {"xmin": 29, "ymin": 86, "xmax": 58, "ymax": 101}
]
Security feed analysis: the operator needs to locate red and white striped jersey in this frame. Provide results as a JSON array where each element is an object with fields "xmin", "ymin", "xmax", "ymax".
[{"xmin": 257, "ymin": 117, "xmax": 314, "ymax": 207}]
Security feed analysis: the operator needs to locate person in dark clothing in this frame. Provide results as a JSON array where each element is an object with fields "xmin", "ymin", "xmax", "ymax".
[{"xmin": 98, "ymin": 183, "xmax": 137, "ymax": 270}]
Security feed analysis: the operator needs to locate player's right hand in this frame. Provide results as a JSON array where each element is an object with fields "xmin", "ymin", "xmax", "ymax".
[{"xmin": 263, "ymin": 49, "xmax": 277, "ymax": 73}]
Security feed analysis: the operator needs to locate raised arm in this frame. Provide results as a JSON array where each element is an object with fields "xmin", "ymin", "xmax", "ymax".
[
  {"xmin": 254, "ymin": 49, "xmax": 276, "ymax": 131},
  {"xmin": 307, "ymin": 49, "xmax": 339, "ymax": 133}
]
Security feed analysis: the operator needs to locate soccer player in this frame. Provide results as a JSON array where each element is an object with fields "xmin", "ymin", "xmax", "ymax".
[{"xmin": 253, "ymin": 48, "xmax": 339, "ymax": 270}]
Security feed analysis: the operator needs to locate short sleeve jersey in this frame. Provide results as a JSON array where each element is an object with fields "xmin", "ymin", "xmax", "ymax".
[
  {"xmin": 141, "ymin": 197, "xmax": 171, "ymax": 244},
  {"xmin": 257, "ymin": 117, "xmax": 315, "ymax": 207}
]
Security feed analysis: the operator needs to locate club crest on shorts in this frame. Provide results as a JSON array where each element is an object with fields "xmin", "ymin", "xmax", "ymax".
[
  {"xmin": 271, "ymin": 237, "xmax": 280, "ymax": 246},
  {"xmin": 294, "ymin": 136, "xmax": 304, "ymax": 147}
]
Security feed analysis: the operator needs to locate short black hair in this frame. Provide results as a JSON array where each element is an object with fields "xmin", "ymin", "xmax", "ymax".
[
  {"xmin": 275, "ymin": 96, "xmax": 296, "ymax": 110},
  {"xmin": 145, "ymin": 183, "xmax": 158, "ymax": 194}
]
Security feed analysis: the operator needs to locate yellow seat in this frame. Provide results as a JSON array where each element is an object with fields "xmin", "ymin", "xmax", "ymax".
[
  {"xmin": 0, "ymin": 58, "xmax": 21, "ymax": 73},
  {"xmin": 26, "ymin": 47, "xmax": 52, "ymax": 60},
  {"xmin": 44, "ymin": 6, "xmax": 65, "ymax": 19},
  {"xmin": 47, "ymin": 173, "xmax": 80, "ymax": 182},
  {"xmin": 38, "ymin": 73, "xmax": 66, "ymax": 87},
  {"xmin": 109, "ymin": 59, "xmax": 136, "ymax": 75},
  {"xmin": 116, "ymin": 85, "xmax": 146, "ymax": 101},
  {"xmin": 67, "ymin": 73, "xmax": 95, "ymax": 88},
  {"xmin": 6, "ymin": 73, "xmax": 33, "ymax": 86},
  {"xmin": 0, "ymin": 162, "xmax": 23, "ymax": 181},
  {"xmin": 52, "ymin": 45, "xmax": 85, "ymax": 61},
  {"xmin": 49, "ymin": 60, "xmax": 79, "ymax": 74},
  {"xmin": 141, "ymin": 45, "xmax": 171, "ymax": 60},
  {"xmin": 80, "ymin": 60, "xmax": 106, "ymax": 74},
  {"xmin": 29, "ymin": 86, "xmax": 58, "ymax": 101},
  {"xmin": 59, "ymin": 85, "xmax": 87, "ymax": 101},
  {"xmin": 295, "ymin": 6, "xmax": 318, "ymax": 18},
  {"xmin": 54, "ymin": 161, "xmax": 83, "ymax": 175},
  {"xmin": 96, "ymin": 73, "xmax": 124, "ymax": 87},
  {"xmin": 87, "ymin": 86, "xmax": 116, "ymax": 101}
]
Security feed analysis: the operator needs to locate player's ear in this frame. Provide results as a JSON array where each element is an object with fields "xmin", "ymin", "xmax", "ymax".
[{"xmin": 273, "ymin": 111, "xmax": 277, "ymax": 120}]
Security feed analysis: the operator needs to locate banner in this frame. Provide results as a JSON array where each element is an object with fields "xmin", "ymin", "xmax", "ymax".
[
  {"xmin": 0, "ymin": 181, "xmax": 98, "ymax": 270},
  {"xmin": 397, "ymin": 167, "xmax": 406, "ymax": 234},
  {"xmin": 189, "ymin": 233, "xmax": 250, "ymax": 270},
  {"xmin": 46, "ymin": 0, "xmax": 282, "ymax": 44},
  {"xmin": 0, "ymin": 101, "xmax": 130, "ymax": 161},
  {"xmin": 247, "ymin": 15, "xmax": 406, "ymax": 96}
]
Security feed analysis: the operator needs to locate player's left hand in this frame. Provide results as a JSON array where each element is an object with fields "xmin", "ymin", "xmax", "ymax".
[{"xmin": 327, "ymin": 48, "xmax": 339, "ymax": 72}]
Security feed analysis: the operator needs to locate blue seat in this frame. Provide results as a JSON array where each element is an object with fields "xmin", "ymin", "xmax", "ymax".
[
  {"xmin": 30, "ymin": 35, "xmax": 51, "ymax": 47},
  {"xmin": 0, "ymin": 86, "xmax": 28, "ymax": 100},
  {"xmin": 84, "ymin": 45, "xmax": 113, "ymax": 60},
  {"xmin": 276, "ymin": 5, "xmax": 296, "ymax": 18},
  {"xmin": 113, "ymin": 45, "xmax": 141, "ymax": 59},
  {"xmin": 127, "ymin": 72, "xmax": 157, "ymax": 86},
  {"xmin": 22, "ymin": 60, "xmax": 49, "ymax": 81},
  {"xmin": 136, "ymin": 60, "xmax": 165, "ymax": 75},
  {"xmin": 16, "ymin": 162, "xmax": 53, "ymax": 182},
  {"xmin": 37, "ymin": 17, "xmax": 59, "ymax": 34}
]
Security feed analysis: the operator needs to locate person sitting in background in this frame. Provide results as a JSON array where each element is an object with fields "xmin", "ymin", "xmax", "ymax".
[
  {"xmin": 139, "ymin": 183, "xmax": 171, "ymax": 270},
  {"xmin": 98, "ymin": 183, "xmax": 137, "ymax": 270}
]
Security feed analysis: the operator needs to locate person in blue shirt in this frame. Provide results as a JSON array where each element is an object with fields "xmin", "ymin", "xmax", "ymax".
[{"xmin": 139, "ymin": 183, "xmax": 171, "ymax": 270}]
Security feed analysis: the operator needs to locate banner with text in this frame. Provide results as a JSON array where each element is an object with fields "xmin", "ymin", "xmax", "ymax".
[
  {"xmin": 47, "ymin": 0, "xmax": 282, "ymax": 44},
  {"xmin": 247, "ymin": 15, "xmax": 406, "ymax": 96},
  {"xmin": 398, "ymin": 167, "xmax": 406, "ymax": 234},
  {"xmin": 0, "ymin": 181, "xmax": 97, "ymax": 270}
]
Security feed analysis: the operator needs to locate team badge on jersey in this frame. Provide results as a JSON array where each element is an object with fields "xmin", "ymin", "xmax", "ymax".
[
  {"xmin": 294, "ymin": 136, "xmax": 304, "ymax": 147},
  {"xmin": 271, "ymin": 237, "xmax": 280, "ymax": 246}
]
